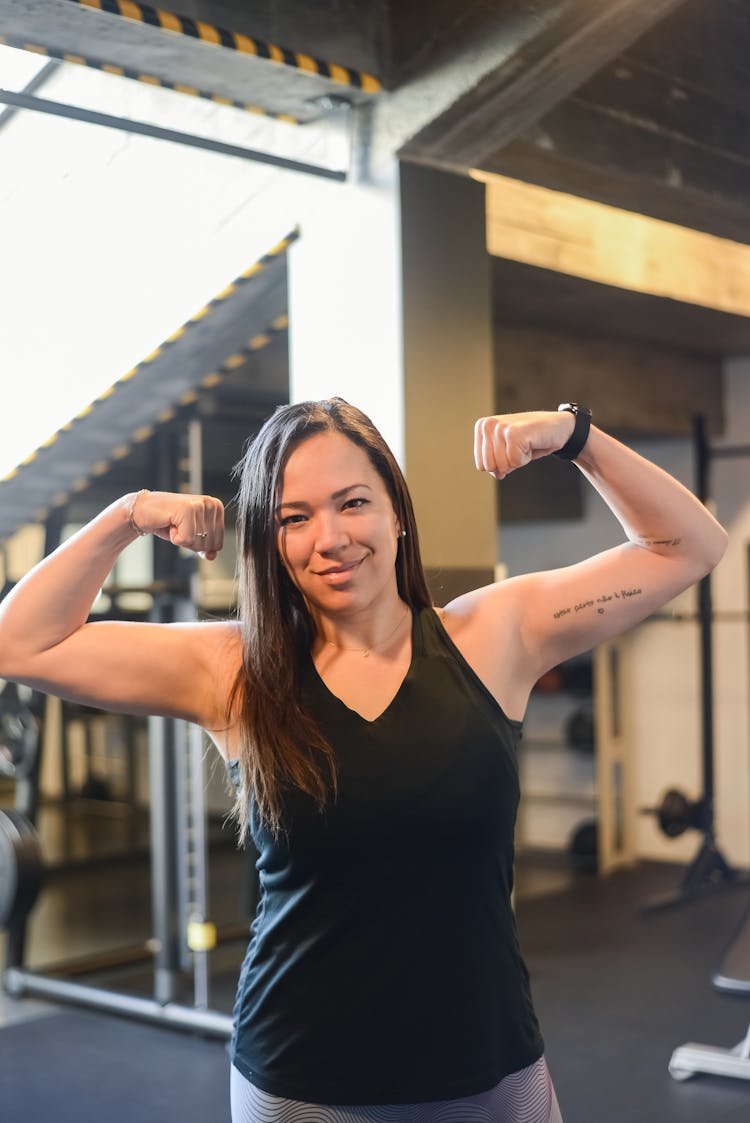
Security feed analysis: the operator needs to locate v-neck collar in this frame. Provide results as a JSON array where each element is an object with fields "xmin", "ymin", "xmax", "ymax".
[{"xmin": 307, "ymin": 608, "xmax": 420, "ymax": 725}]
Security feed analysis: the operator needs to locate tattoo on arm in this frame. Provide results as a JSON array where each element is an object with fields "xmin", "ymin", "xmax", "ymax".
[
  {"xmin": 553, "ymin": 587, "xmax": 643, "ymax": 620},
  {"xmin": 641, "ymin": 536, "xmax": 682, "ymax": 548}
]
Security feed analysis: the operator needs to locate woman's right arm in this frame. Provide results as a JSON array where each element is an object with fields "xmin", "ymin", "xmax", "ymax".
[{"xmin": 0, "ymin": 490, "xmax": 239, "ymax": 732}]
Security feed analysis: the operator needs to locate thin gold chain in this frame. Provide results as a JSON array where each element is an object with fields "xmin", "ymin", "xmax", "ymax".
[{"xmin": 325, "ymin": 606, "xmax": 410, "ymax": 658}]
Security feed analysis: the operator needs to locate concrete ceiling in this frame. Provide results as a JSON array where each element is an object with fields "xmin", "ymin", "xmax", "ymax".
[{"xmin": 2, "ymin": 0, "xmax": 749, "ymax": 354}]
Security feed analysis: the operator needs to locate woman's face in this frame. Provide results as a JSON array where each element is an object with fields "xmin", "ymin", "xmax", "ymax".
[{"xmin": 276, "ymin": 431, "xmax": 401, "ymax": 617}]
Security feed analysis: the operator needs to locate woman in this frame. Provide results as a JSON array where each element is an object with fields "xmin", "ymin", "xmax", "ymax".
[{"xmin": 0, "ymin": 399, "xmax": 727, "ymax": 1123}]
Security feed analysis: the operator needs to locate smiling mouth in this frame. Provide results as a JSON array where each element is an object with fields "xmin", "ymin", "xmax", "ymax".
[{"xmin": 315, "ymin": 558, "xmax": 365, "ymax": 577}]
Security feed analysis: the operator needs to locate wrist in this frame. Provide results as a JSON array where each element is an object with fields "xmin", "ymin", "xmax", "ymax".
[
  {"xmin": 125, "ymin": 490, "xmax": 150, "ymax": 538},
  {"xmin": 554, "ymin": 403, "xmax": 592, "ymax": 461}
]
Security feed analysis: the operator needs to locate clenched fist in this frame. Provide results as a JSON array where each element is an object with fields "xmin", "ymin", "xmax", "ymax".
[
  {"xmin": 473, "ymin": 412, "xmax": 576, "ymax": 480},
  {"xmin": 127, "ymin": 490, "xmax": 224, "ymax": 560}
]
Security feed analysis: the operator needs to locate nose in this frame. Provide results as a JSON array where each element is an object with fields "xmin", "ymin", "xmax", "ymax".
[{"xmin": 313, "ymin": 512, "xmax": 349, "ymax": 554}]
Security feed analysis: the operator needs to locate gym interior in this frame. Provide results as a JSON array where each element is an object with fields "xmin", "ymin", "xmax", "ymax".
[{"xmin": 3, "ymin": 1, "xmax": 750, "ymax": 1120}]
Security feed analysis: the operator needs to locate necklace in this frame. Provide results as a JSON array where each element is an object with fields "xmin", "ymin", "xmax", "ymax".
[{"xmin": 324, "ymin": 606, "xmax": 410, "ymax": 658}]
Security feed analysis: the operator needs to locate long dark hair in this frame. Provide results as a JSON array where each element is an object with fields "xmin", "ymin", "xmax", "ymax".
[{"xmin": 228, "ymin": 398, "xmax": 432, "ymax": 836}]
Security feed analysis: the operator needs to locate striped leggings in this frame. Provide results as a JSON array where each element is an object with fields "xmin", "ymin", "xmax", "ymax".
[{"xmin": 230, "ymin": 1057, "xmax": 564, "ymax": 1123}]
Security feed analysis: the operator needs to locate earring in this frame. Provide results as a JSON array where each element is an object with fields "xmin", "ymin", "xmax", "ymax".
[{"xmin": 398, "ymin": 529, "xmax": 407, "ymax": 538}]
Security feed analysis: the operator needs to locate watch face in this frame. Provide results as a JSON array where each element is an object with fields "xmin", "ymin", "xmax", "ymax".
[{"xmin": 558, "ymin": 402, "xmax": 592, "ymax": 417}]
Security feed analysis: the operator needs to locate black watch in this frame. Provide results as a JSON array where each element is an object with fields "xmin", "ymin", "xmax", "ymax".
[{"xmin": 554, "ymin": 403, "xmax": 592, "ymax": 461}]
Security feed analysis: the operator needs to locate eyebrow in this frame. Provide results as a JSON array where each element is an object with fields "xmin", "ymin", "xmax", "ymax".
[{"xmin": 275, "ymin": 483, "xmax": 373, "ymax": 513}]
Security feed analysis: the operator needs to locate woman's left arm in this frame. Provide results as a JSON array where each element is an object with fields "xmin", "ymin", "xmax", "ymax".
[{"xmin": 464, "ymin": 411, "xmax": 728, "ymax": 687}]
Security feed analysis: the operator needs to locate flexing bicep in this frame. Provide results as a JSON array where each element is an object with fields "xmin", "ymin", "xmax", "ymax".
[
  {"xmin": 0, "ymin": 619, "xmax": 241, "ymax": 729},
  {"xmin": 517, "ymin": 542, "xmax": 701, "ymax": 677}
]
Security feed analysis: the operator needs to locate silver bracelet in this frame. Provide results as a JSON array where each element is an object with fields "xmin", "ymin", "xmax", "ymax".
[{"xmin": 127, "ymin": 489, "xmax": 150, "ymax": 537}]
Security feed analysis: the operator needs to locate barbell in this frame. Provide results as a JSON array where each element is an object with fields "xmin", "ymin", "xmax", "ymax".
[{"xmin": 640, "ymin": 788, "xmax": 708, "ymax": 839}]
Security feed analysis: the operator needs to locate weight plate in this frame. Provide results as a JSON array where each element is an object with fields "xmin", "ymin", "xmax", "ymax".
[
  {"xmin": 564, "ymin": 704, "xmax": 595, "ymax": 754},
  {"xmin": 0, "ymin": 686, "xmax": 39, "ymax": 780},
  {"xmin": 0, "ymin": 809, "xmax": 44, "ymax": 928}
]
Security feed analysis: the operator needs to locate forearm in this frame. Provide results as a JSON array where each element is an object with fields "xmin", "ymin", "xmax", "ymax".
[
  {"xmin": 574, "ymin": 426, "xmax": 727, "ymax": 575},
  {"xmin": 471, "ymin": 411, "xmax": 729, "ymax": 684},
  {"xmin": 0, "ymin": 489, "xmax": 223, "ymax": 679},
  {"xmin": 0, "ymin": 495, "xmax": 139, "ymax": 663}
]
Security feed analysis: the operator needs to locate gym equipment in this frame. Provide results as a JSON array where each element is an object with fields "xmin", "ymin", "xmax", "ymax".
[
  {"xmin": 563, "ymin": 703, "xmax": 595, "ymax": 755},
  {"xmin": 666, "ymin": 419, "xmax": 750, "ymax": 1082},
  {"xmin": 714, "ymin": 896, "xmax": 750, "ymax": 997},
  {"xmin": 668, "ymin": 1025, "xmax": 750, "ymax": 1083},
  {"xmin": 535, "ymin": 656, "xmax": 593, "ymax": 697},
  {"xmin": 0, "ymin": 682, "xmax": 39, "ymax": 780},
  {"xmin": 640, "ymin": 416, "xmax": 750, "ymax": 913},
  {"xmin": 640, "ymin": 787, "xmax": 707, "ymax": 839},
  {"xmin": 0, "ymin": 681, "xmax": 44, "ymax": 928},
  {"xmin": 3, "ymin": 421, "xmax": 232, "ymax": 1040},
  {"xmin": 0, "ymin": 809, "xmax": 44, "ymax": 928},
  {"xmin": 568, "ymin": 819, "xmax": 598, "ymax": 873}
]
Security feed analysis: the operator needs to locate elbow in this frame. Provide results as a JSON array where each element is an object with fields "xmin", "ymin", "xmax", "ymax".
[
  {"xmin": 0, "ymin": 605, "xmax": 42, "ymax": 683},
  {"xmin": 0, "ymin": 646, "xmax": 22, "ymax": 683},
  {"xmin": 0, "ymin": 628, "xmax": 13, "ymax": 680},
  {"xmin": 696, "ymin": 523, "xmax": 729, "ymax": 579},
  {"xmin": 0, "ymin": 650, "xmax": 42, "ymax": 692},
  {"xmin": 709, "ymin": 522, "xmax": 730, "ymax": 571},
  {"xmin": 0, "ymin": 626, "xmax": 31, "ymax": 684}
]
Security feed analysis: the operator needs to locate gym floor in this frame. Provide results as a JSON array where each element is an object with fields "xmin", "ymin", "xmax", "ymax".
[{"xmin": 2, "ymin": 802, "xmax": 750, "ymax": 1122}]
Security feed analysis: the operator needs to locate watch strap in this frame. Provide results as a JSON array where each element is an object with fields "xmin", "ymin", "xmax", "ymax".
[{"xmin": 554, "ymin": 403, "xmax": 592, "ymax": 461}]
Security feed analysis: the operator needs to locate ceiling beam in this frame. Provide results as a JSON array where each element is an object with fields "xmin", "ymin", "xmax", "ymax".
[
  {"xmin": 481, "ymin": 172, "xmax": 750, "ymax": 319},
  {"xmin": 0, "ymin": 0, "xmax": 380, "ymax": 124},
  {"xmin": 479, "ymin": 103, "xmax": 750, "ymax": 246},
  {"xmin": 476, "ymin": 37, "xmax": 750, "ymax": 245},
  {"xmin": 400, "ymin": 0, "xmax": 689, "ymax": 172}
]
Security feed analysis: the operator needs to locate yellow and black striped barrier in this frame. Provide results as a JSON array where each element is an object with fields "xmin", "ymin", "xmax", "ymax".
[
  {"xmin": 0, "ymin": 230, "xmax": 298, "ymax": 522},
  {"xmin": 0, "ymin": 32, "xmax": 299, "ymax": 122},
  {"xmin": 65, "ymin": 0, "xmax": 381, "ymax": 92}
]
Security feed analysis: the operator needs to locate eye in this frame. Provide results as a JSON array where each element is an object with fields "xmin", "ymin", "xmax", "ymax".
[
  {"xmin": 343, "ymin": 497, "xmax": 369, "ymax": 511},
  {"xmin": 278, "ymin": 513, "xmax": 307, "ymax": 527}
]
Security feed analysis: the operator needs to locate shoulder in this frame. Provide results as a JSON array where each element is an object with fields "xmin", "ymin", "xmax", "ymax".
[
  {"xmin": 179, "ymin": 618, "xmax": 242, "ymax": 669},
  {"xmin": 434, "ymin": 580, "xmax": 538, "ymax": 721},
  {"xmin": 439, "ymin": 574, "xmax": 534, "ymax": 641},
  {"xmin": 196, "ymin": 618, "xmax": 243, "ymax": 653},
  {"xmin": 184, "ymin": 620, "xmax": 243, "ymax": 750}
]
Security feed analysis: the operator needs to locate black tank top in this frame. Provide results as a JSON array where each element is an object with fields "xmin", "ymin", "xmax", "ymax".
[{"xmin": 229, "ymin": 605, "xmax": 544, "ymax": 1104}]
